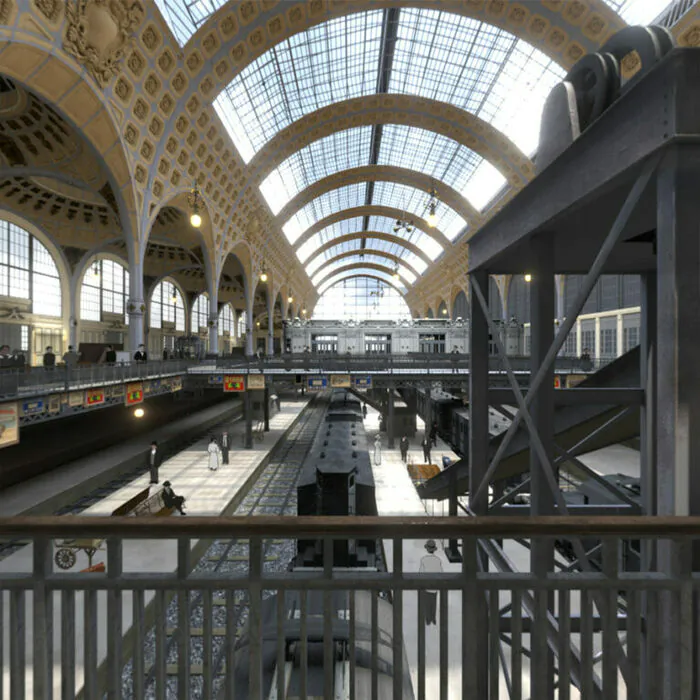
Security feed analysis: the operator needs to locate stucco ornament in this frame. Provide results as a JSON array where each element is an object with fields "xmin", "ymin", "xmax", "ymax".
[{"xmin": 63, "ymin": 0, "xmax": 144, "ymax": 86}]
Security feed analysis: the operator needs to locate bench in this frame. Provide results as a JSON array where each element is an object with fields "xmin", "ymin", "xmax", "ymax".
[
  {"xmin": 254, "ymin": 420, "xmax": 265, "ymax": 442},
  {"xmin": 131, "ymin": 488, "xmax": 174, "ymax": 516},
  {"xmin": 111, "ymin": 487, "xmax": 151, "ymax": 516}
]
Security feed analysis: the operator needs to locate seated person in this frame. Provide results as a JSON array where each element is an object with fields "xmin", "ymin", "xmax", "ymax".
[{"xmin": 162, "ymin": 481, "xmax": 186, "ymax": 515}]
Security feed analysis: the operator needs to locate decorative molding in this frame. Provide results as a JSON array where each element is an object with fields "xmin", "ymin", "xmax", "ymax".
[{"xmin": 63, "ymin": 0, "xmax": 144, "ymax": 87}]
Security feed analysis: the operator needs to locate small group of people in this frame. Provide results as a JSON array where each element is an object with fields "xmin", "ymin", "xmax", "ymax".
[
  {"xmin": 0, "ymin": 344, "xmax": 25, "ymax": 369},
  {"xmin": 207, "ymin": 430, "xmax": 231, "ymax": 471},
  {"xmin": 145, "ymin": 441, "xmax": 187, "ymax": 515},
  {"xmin": 43, "ymin": 345, "xmax": 80, "ymax": 370}
]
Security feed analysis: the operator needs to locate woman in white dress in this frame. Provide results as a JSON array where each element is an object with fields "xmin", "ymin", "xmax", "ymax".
[
  {"xmin": 207, "ymin": 437, "xmax": 221, "ymax": 471},
  {"xmin": 373, "ymin": 434, "xmax": 382, "ymax": 466}
]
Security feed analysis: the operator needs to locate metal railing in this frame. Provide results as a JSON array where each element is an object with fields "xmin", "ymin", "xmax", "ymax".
[
  {"xmin": 0, "ymin": 516, "xmax": 696, "ymax": 699},
  {"xmin": 197, "ymin": 353, "xmax": 612, "ymax": 375},
  {"xmin": 0, "ymin": 359, "xmax": 196, "ymax": 400}
]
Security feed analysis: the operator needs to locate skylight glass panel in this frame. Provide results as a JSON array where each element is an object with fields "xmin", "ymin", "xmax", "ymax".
[
  {"xmin": 371, "ymin": 181, "xmax": 467, "ymax": 241},
  {"xmin": 153, "ymin": 0, "xmax": 227, "ymax": 46},
  {"xmin": 214, "ymin": 12, "xmax": 383, "ymax": 162},
  {"xmin": 260, "ymin": 126, "xmax": 372, "ymax": 214},
  {"xmin": 368, "ymin": 216, "xmax": 443, "ymax": 260},
  {"xmin": 318, "ymin": 271, "xmax": 408, "ymax": 296},
  {"xmin": 602, "ymin": 0, "xmax": 677, "ymax": 24},
  {"xmin": 314, "ymin": 278, "xmax": 412, "ymax": 320},
  {"xmin": 282, "ymin": 184, "xmax": 367, "ymax": 243},
  {"xmin": 312, "ymin": 255, "xmax": 416, "ymax": 286},
  {"xmin": 391, "ymin": 9, "xmax": 566, "ymax": 156},
  {"xmin": 462, "ymin": 160, "xmax": 508, "ymax": 212},
  {"xmin": 306, "ymin": 241, "xmax": 363, "ymax": 277},
  {"xmin": 297, "ymin": 218, "xmax": 364, "ymax": 262},
  {"xmin": 378, "ymin": 124, "xmax": 506, "ymax": 211}
]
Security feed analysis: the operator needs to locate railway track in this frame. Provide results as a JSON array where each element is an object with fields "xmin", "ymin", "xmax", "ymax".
[{"xmin": 117, "ymin": 394, "xmax": 328, "ymax": 700}]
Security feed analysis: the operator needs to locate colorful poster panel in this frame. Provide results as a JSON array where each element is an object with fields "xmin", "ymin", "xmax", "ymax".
[
  {"xmin": 0, "ymin": 402, "xmax": 19, "ymax": 448},
  {"xmin": 125, "ymin": 382, "xmax": 144, "ymax": 405},
  {"xmin": 85, "ymin": 389, "xmax": 105, "ymax": 407},
  {"xmin": 330, "ymin": 375, "xmax": 351, "ymax": 388},
  {"xmin": 171, "ymin": 376, "xmax": 183, "ymax": 392},
  {"xmin": 247, "ymin": 375, "xmax": 266, "ymax": 390},
  {"xmin": 307, "ymin": 376, "xmax": 328, "ymax": 391},
  {"xmin": 223, "ymin": 375, "xmax": 245, "ymax": 392},
  {"xmin": 353, "ymin": 376, "xmax": 373, "ymax": 389}
]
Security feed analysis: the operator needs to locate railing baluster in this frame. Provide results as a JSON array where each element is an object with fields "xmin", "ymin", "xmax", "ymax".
[
  {"xmin": 489, "ymin": 587, "xmax": 499, "ymax": 700},
  {"xmin": 177, "ymin": 538, "xmax": 191, "ymax": 700},
  {"xmin": 248, "ymin": 536, "xmax": 263, "ymax": 700},
  {"xmin": 417, "ymin": 581, "xmax": 425, "ymax": 700},
  {"xmin": 581, "ymin": 589, "xmax": 593, "ymax": 699},
  {"xmin": 626, "ymin": 588, "xmax": 641, "ymax": 700},
  {"xmin": 349, "ymin": 588, "xmax": 356, "ymax": 700},
  {"xmin": 558, "ymin": 588, "xmax": 570, "ymax": 700},
  {"xmin": 0, "ymin": 585, "xmax": 4, "ymax": 700},
  {"xmin": 324, "ymin": 537, "xmax": 334, "ymax": 700},
  {"xmin": 107, "ymin": 537, "xmax": 123, "ymax": 699},
  {"xmin": 203, "ymin": 589, "xmax": 213, "ymax": 700},
  {"xmin": 9, "ymin": 589, "xmax": 24, "ymax": 700},
  {"xmin": 300, "ymin": 589, "xmax": 308, "ymax": 700},
  {"xmin": 132, "ymin": 589, "xmax": 145, "ymax": 700},
  {"xmin": 33, "ymin": 537, "xmax": 53, "ymax": 700},
  {"xmin": 84, "ymin": 589, "xmax": 98, "ymax": 699},
  {"xmin": 276, "ymin": 587, "xmax": 286, "ymax": 699},
  {"xmin": 439, "ymin": 584, "xmax": 448, "ymax": 700},
  {"xmin": 601, "ymin": 539, "xmax": 618, "ymax": 700},
  {"xmin": 393, "ymin": 538, "xmax": 404, "ymax": 700},
  {"xmin": 154, "ymin": 589, "xmax": 167, "ymax": 700},
  {"xmin": 371, "ymin": 587, "xmax": 378, "ymax": 700},
  {"xmin": 224, "ymin": 588, "xmax": 236, "ymax": 700},
  {"xmin": 462, "ymin": 536, "xmax": 479, "ymax": 699},
  {"xmin": 511, "ymin": 590, "xmax": 522, "ymax": 700}
]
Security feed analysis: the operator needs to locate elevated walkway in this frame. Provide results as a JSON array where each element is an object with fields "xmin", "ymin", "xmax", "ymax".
[{"xmin": 418, "ymin": 348, "xmax": 641, "ymax": 501}]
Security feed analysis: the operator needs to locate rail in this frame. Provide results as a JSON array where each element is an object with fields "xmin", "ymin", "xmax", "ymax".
[
  {"xmin": 0, "ymin": 516, "xmax": 696, "ymax": 699},
  {"xmin": 195, "ymin": 353, "xmax": 611, "ymax": 375},
  {"xmin": 0, "ymin": 358, "xmax": 196, "ymax": 400}
]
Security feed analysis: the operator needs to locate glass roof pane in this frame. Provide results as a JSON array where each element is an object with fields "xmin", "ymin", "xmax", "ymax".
[
  {"xmin": 371, "ymin": 181, "xmax": 467, "ymax": 241},
  {"xmin": 282, "ymin": 184, "xmax": 367, "ymax": 243},
  {"xmin": 297, "ymin": 217, "xmax": 365, "ymax": 262},
  {"xmin": 153, "ymin": 0, "xmax": 227, "ymax": 46},
  {"xmin": 214, "ymin": 12, "xmax": 383, "ymax": 162},
  {"xmin": 260, "ymin": 126, "xmax": 372, "ymax": 215},
  {"xmin": 367, "ymin": 216, "xmax": 443, "ymax": 260},
  {"xmin": 312, "ymin": 255, "xmax": 416, "ymax": 286},
  {"xmin": 314, "ymin": 278, "xmax": 411, "ymax": 321},
  {"xmin": 390, "ymin": 9, "xmax": 566, "ymax": 156},
  {"xmin": 378, "ymin": 124, "xmax": 506, "ymax": 211},
  {"xmin": 318, "ymin": 271, "xmax": 407, "ymax": 296},
  {"xmin": 602, "ymin": 0, "xmax": 676, "ymax": 23}
]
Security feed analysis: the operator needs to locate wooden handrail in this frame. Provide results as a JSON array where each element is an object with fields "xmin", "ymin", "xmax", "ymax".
[{"xmin": 0, "ymin": 515, "xmax": 699, "ymax": 538}]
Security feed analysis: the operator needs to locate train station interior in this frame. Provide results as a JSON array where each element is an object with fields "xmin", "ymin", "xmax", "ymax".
[{"xmin": 1, "ymin": 0, "xmax": 700, "ymax": 698}]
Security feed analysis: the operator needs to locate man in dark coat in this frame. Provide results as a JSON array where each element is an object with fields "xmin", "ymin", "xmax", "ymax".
[
  {"xmin": 162, "ymin": 481, "xmax": 186, "ymax": 515},
  {"xmin": 146, "ymin": 440, "xmax": 161, "ymax": 484},
  {"xmin": 220, "ymin": 430, "xmax": 230, "ymax": 465},
  {"xmin": 105, "ymin": 345, "xmax": 117, "ymax": 364},
  {"xmin": 134, "ymin": 345, "xmax": 148, "ymax": 363},
  {"xmin": 399, "ymin": 435, "xmax": 409, "ymax": 463},
  {"xmin": 421, "ymin": 436, "xmax": 432, "ymax": 464},
  {"xmin": 430, "ymin": 421, "xmax": 438, "ymax": 447},
  {"xmin": 43, "ymin": 346, "xmax": 56, "ymax": 371}
]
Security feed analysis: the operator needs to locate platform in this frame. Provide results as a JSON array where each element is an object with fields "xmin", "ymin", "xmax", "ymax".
[
  {"xmin": 0, "ymin": 399, "xmax": 309, "ymax": 698},
  {"xmin": 0, "ymin": 399, "xmax": 242, "ymax": 517}
]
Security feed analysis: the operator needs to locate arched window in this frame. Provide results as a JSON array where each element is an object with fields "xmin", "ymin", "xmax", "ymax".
[
  {"xmin": 192, "ymin": 293, "xmax": 209, "ymax": 332},
  {"xmin": 0, "ymin": 219, "xmax": 62, "ymax": 317},
  {"xmin": 313, "ymin": 278, "xmax": 411, "ymax": 322},
  {"xmin": 219, "ymin": 304, "xmax": 234, "ymax": 336},
  {"xmin": 237, "ymin": 310, "xmax": 247, "ymax": 338},
  {"xmin": 80, "ymin": 258, "xmax": 129, "ymax": 322},
  {"xmin": 150, "ymin": 279, "xmax": 185, "ymax": 331}
]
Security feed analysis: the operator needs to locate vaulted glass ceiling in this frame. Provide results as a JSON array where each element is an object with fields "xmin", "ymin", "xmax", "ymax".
[
  {"xmin": 305, "ymin": 241, "xmax": 426, "ymax": 278},
  {"xmin": 318, "ymin": 270, "xmax": 408, "ymax": 297},
  {"xmin": 312, "ymin": 254, "xmax": 416, "ymax": 286},
  {"xmin": 155, "ymin": 0, "xmax": 678, "ymax": 48}
]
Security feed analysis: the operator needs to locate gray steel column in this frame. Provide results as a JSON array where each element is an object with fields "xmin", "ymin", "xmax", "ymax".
[
  {"xmin": 263, "ymin": 386, "xmax": 270, "ymax": 432},
  {"xmin": 467, "ymin": 268, "xmax": 488, "ymax": 697},
  {"xmin": 244, "ymin": 388, "xmax": 253, "ymax": 449},
  {"xmin": 656, "ymin": 145, "xmax": 700, "ymax": 699},
  {"xmin": 387, "ymin": 389, "xmax": 395, "ymax": 449},
  {"xmin": 528, "ymin": 235, "xmax": 556, "ymax": 700}
]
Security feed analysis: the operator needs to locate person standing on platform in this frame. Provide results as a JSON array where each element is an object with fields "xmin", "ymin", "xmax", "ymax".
[
  {"xmin": 419, "ymin": 540, "xmax": 443, "ymax": 625},
  {"xmin": 43, "ymin": 346, "xmax": 55, "ymax": 371},
  {"xmin": 134, "ymin": 344, "xmax": 148, "ymax": 363},
  {"xmin": 208, "ymin": 436, "xmax": 222, "ymax": 471},
  {"xmin": 162, "ymin": 481, "xmax": 186, "ymax": 515},
  {"xmin": 104, "ymin": 345, "xmax": 117, "ymax": 364},
  {"xmin": 430, "ymin": 421, "xmax": 438, "ymax": 447},
  {"xmin": 147, "ymin": 440, "xmax": 161, "ymax": 484},
  {"xmin": 421, "ymin": 436, "xmax": 432, "ymax": 464},
  {"xmin": 220, "ymin": 430, "xmax": 230, "ymax": 465},
  {"xmin": 399, "ymin": 435, "xmax": 409, "ymax": 463},
  {"xmin": 362, "ymin": 403, "xmax": 368, "ymax": 419},
  {"xmin": 373, "ymin": 434, "xmax": 382, "ymax": 466},
  {"xmin": 62, "ymin": 346, "xmax": 79, "ymax": 369}
]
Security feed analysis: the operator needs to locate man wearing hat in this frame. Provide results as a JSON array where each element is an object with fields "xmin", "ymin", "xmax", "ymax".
[
  {"xmin": 419, "ymin": 540, "xmax": 443, "ymax": 625},
  {"xmin": 162, "ymin": 481, "xmax": 186, "ymax": 515}
]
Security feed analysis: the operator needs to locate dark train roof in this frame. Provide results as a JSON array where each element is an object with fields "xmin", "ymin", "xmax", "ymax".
[{"xmin": 298, "ymin": 395, "xmax": 374, "ymax": 486}]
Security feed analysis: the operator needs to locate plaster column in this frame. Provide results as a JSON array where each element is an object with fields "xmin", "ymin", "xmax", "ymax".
[
  {"xmin": 208, "ymin": 291, "xmax": 219, "ymax": 356},
  {"xmin": 127, "ymin": 260, "xmax": 145, "ymax": 355},
  {"xmin": 68, "ymin": 271, "xmax": 80, "ymax": 349},
  {"xmin": 267, "ymin": 298, "xmax": 275, "ymax": 356},
  {"xmin": 245, "ymin": 296, "xmax": 254, "ymax": 356}
]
